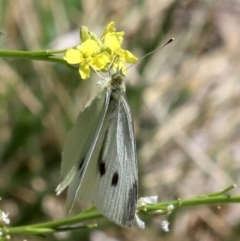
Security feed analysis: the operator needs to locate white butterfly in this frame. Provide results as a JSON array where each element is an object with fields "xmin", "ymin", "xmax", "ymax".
[{"xmin": 56, "ymin": 69, "xmax": 138, "ymax": 228}]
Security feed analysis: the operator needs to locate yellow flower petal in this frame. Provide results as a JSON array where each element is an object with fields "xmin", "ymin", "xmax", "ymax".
[
  {"xmin": 64, "ymin": 49, "xmax": 83, "ymax": 64},
  {"xmin": 114, "ymin": 32, "xmax": 124, "ymax": 44},
  {"xmin": 78, "ymin": 39, "xmax": 99, "ymax": 56},
  {"xmin": 122, "ymin": 50, "xmax": 138, "ymax": 63},
  {"xmin": 91, "ymin": 52, "xmax": 110, "ymax": 70},
  {"xmin": 104, "ymin": 33, "xmax": 121, "ymax": 51},
  {"xmin": 79, "ymin": 61, "xmax": 90, "ymax": 79},
  {"xmin": 102, "ymin": 21, "xmax": 116, "ymax": 36}
]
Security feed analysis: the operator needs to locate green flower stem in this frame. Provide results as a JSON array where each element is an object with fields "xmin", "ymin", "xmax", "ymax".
[
  {"xmin": 7, "ymin": 208, "xmax": 102, "ymax": 236},
  {"xmin": 207, "ymin": 184, "xmax": 237, "ymax": 197},
  {"xmin": 144, "ymin": 195, "xmax": 240, "ymax": 212},
  {"xmin": 144, "ymin": 184, "xmax": 238, "ymax": 213},
  {"xmin": 4, "ymin": 185, "xmax": 239, "ymax": 237},
  {"xmin": 6, "ymin": 208, "xmax": 103, "ymax": 235},
  {"xmin": 0, "ymin": 49, "xmax": 68, "ymax": 66}
]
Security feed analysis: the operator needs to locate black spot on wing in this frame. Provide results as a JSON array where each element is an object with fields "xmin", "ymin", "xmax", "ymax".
[
  {"xmin": 78, "ymin": 158, "xmax": 84, "ymax": 170},
  {"xmin": 97, "ymin": 98, "xmax": 116, "ymax": 177},
  {"xmin": 111, "ymin": 172, "xmax": 119, "ymax": 186},
  {"xmin": 122, "ymin": 180, "xmax": 138, "ymax": 227},
  {"xmin": 97, "ymin": 128, "xmax": 109, "ymax": 177},
  {"xmin": 78, "ymin": 158, "xmax": 85, "ymax": 178},
  {"xmin": 99, "ymin": 162, "xmax": 106, "ymax": 176}
]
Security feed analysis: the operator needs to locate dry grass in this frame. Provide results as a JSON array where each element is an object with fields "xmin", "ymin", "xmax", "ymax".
[{"xmin": 1, "ymin": 0, "xmax": 240, "ymax": 240}]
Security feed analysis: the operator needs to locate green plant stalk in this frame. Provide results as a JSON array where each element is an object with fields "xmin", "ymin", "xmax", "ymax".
[
  {"xmin": 0, "ymin": 49, "xmax": 68, "ymax": 66},
  {"xmin": 144, "ymin": 194, "xmax": 240, "ymax": 212},
  {"xmin": 144, "ymin": 184, "xmax": 237, "ymax": 213},
  {"xmin": 5, "ymin": 189, "xmax": 240, "ymax": 236},
  {"xmin": 6, "ymin": 208, "xmax": 102, "ymax": 235}
]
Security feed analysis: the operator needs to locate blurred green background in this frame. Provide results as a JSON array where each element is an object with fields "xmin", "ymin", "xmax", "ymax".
[{"xmin": 1, "ymin": 0, "xmax": 240, "ymax": 240}]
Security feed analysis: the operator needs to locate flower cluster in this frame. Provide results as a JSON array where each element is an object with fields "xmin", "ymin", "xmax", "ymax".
[
  {"xmin": 64, "ymin": 22, "xmax": 138, "ymax": 79},
  {"xmin": 136, "ymin": 196, "xmax": 174, "ymax": 232},
  {"xmin": 0, "ymin": 210, "xmax": 10, "ymax": 239},
  {"xmin": 0, "ymin": 211, "xmax": 10, "ymax": 226}
]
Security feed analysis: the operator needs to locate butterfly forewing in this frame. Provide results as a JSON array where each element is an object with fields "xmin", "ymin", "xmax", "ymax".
[{"xmin": 93, "ymin": 94, "xmax": 138, "ymax": 227}]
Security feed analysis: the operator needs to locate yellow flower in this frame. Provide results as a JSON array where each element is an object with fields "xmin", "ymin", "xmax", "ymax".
[
  {"xmin": 91, "ymin": 52, "xmax": 110, "ymax": 70},
  {"xmin": 64, "ymin": 39, "xmax": 109, "ymax": 79},
  {"xmin": 101, "ymin": 22, "xmax": 124, "ymax": 47},
  {"xmin": 64, "ymin": 21, "xmax": 138, "ymax": 79},
  {"xmin": 102, "ymin": 21, "xmax": 117, "ymax": 36},
  {"xmin": 102, "ymin": 33, "xmax": 138, "ymax": 72}
]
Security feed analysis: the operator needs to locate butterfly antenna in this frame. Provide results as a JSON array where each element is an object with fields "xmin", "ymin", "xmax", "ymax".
[
  {"xmin": 91, "ymin": 66, "xmax": 104, "ymax": 80},
  {"xmin": 127, "ymin": 38, "xmax": 174, "ymax": 70},
  {"xmin": 108, "ymin": 55, "xmax": 120, "ymax": 76},
  {"xmin": 140, "ymin": 38, "xmax": 174, "ymax": 60}
]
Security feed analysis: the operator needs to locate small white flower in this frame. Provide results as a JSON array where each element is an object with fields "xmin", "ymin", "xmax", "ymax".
[
  {"xmin": 161, "ymin": 220, "xmax": 169, "ymax": 232},
  {"xmin": 167, "ymin": 204, "xmax": 174, "ymax": 212},
  {"xmin": 153, "ymin": 209, "xmax": 164, "ymax": 214},
  {"xmin": 0, "ymin": 230, "xmax": 2, "ymax": 236},
  {"xmin": 138, "ymin": 196, "xmax": 158, "ymax": 206},
  {"xmin": 135, "ymin": 214, "xmax": 145, "ymax": 229},
  {"xmin": 0, "ymin": 211, "xmax": 10, "ymax": 225},
  {"xmin": 142, "ymin": 196, "xmax": 158, "ymax": 204}
]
